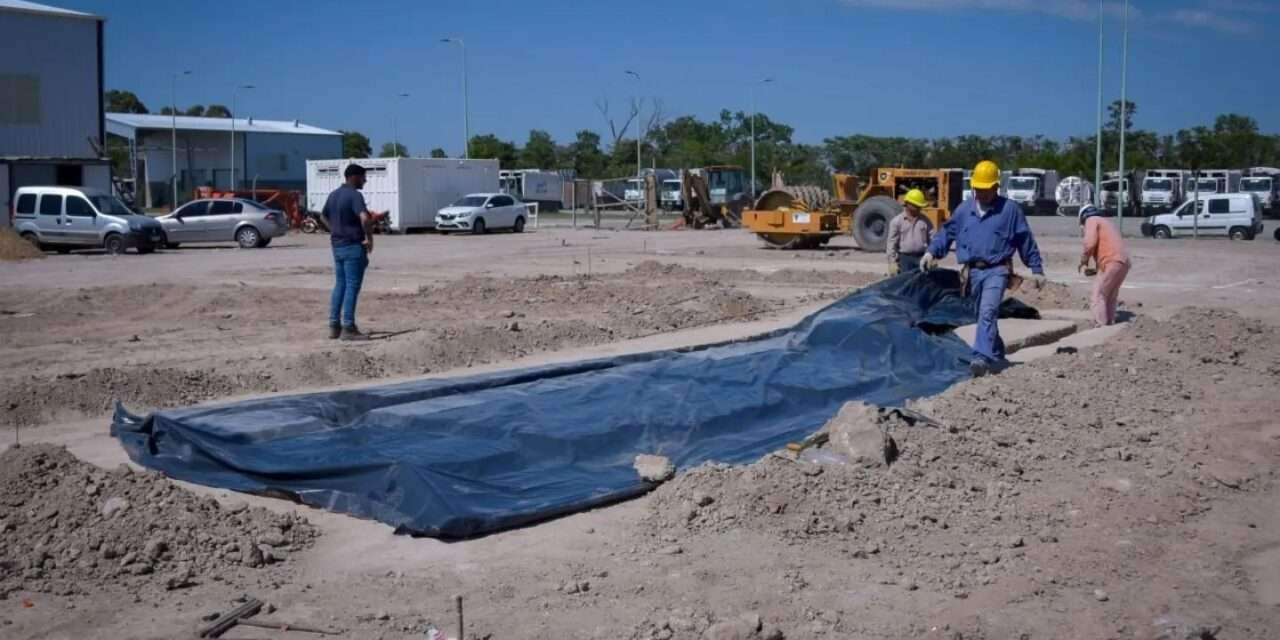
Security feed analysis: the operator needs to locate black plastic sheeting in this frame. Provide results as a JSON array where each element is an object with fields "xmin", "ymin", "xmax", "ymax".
[{"xmin": 113, "ymin": 270, "xmax": 1034, "ymax": 539}]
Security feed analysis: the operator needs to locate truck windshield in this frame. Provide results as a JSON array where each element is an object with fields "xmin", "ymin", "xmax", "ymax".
[
  {"xmin": 1194, "ymin": 180, "xmax": 1217, "ymax": 192},
  {"xmin": 1008, "ymin": 178, "xmax": 1037, "ymax": 190},
  {"xmin": 1241, "ymin": 178, "xmax": 1271, "ymax": 192},
  {"xmin": 1144, "ymin": 179, "xmax": 1173, "ymax": 191},
  {"xmin": 89, "ymin": 195, "xmax": 135, "ymax": 215},
  {"xmin": 662, "ymin": 181, "xmax": 681, "ymax": 190}
]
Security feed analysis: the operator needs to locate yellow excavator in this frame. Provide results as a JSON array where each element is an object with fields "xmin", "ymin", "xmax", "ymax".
[{"xmin": 742, "ymin": 168, "xmax": 964, "ymax": 252}]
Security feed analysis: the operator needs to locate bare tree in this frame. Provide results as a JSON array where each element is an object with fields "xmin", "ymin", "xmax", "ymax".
[
  {"xmin": 642, "ymin": 98, "xmax": 666, "ymax": 141},
  {"xmin": 594, "ymin": 97, "xmax": 640, "ymax": 151}
]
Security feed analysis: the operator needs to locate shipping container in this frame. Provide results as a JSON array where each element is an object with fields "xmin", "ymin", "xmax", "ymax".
[
  {"xmin": 306, "ymin": 157, "xmax": 499, "ymax": 232},
  {"xmin": 499, "ymin": 169, "xmax": 564, "ymax": 210}
]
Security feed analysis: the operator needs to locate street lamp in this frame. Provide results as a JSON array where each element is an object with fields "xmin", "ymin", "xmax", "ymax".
[
  {"xmin": 750, "ymin": 77, "xmax": 774, "ymax": 199},
  {"xmin": 393, "ymin": 93, "xmax": 410, "ymax": 158},
  {"xmin": 171, "ymin": 70, "xmax": 191, "ymax": 207},
  {"xmin": 440, "ymin": 38, "xmax": 470, "ymax": 158},
  {"xmin": 230, "ymin": 84, "xmax": 255, "ymax": 190},
  {"xmin": 1116, "ymin": 0, "xmax": 1130, "ymax": 233},
  {"xmin": 1093, "ymin": 1, "xmax": 1104, "ymax": 208},
  {"xmin": 624, "ymin": 70, "xmax": 642, "ymax": 180}
]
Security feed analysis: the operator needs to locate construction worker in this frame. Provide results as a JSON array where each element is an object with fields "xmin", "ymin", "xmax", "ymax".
[
  {"xmin": 1077, "ymin": 204, "xmax": 1131, "ymax": 327},
  {"xmin": 887, "ymin": 188, "xmax": 933, "ymax": 275},
  {"xmin": 921, "ymin": 160, "xmax": 1046, "ymax": 377},
  {"xmin": 323, "ymin": 163, "xmax": 380, "ymax": 341}
]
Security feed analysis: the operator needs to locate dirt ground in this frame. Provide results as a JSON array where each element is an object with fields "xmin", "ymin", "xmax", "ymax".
[{"xmin": 2, "ymin": 220, "xmax": 1279, "ymax": 639}]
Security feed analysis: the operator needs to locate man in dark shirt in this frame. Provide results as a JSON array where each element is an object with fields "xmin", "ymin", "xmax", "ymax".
[{"xmin": 323, "ymin": 163, "xmax": 377, "ymax": 340}]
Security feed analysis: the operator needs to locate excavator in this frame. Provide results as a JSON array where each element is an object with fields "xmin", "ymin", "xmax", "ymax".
[
  {"xmin": 741, "ymin": 168, "xmax": 964, "ymax": 252},
  {"xmin": 680, "ymin": 165, "xmax": 750, "ymax": 229}
]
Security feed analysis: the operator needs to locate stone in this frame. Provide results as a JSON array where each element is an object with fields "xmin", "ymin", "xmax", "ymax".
[
  {"xmin": 225, "ymin": 501, "xmax": 248, "ymax": 514},
  {"xmin": 657, "ymin": 545, "xmax": 683, "ymax": 556},
  {"xmin": 693, "ymin": 493, "xmax": 715, "ymax": 507},
  {"xmin": 1002, "ymin": 535, "xmax": 1026, "ymax": 549},
  {"xmin": 634, "ymin": 455, "xmax": 676, "ymax": 483},
  {"xmin": 258, "ymin": 531, "xmax": 287, "ymax": 547},
  {"xmin": 100, "ymin": 497, "xmax": 130, "ymax": 519},
  {"xmin": 979, "ymin": 549, "xmax": 1001, "ymax": 565},
  {"xmin": 144, "ymin": 539, "xmax": 167, "ymax": 560},
  {"xmin": 1094, "ymin": 589, "xmax": 1110, "ymax": 602},
  {"xmin": 375, "ymin": 610, "xmax": 390, "ymax": 621},
  {"xmin": 500, "ymin": 310, "xmax": 516, "ymax": 319},
  {"xmin": 825, "ymin": 402, "xmax": 897, "ymax": 468},
  {"xmin": 704, "ymin": 612, "xmax": 762, "ymax": 640}
]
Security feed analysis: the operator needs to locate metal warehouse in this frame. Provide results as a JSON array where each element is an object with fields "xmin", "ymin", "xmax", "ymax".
[
  {"xmin": 0, "ymin": 0, "xmax": 110, "ymax": 225},
  {"xmin": 106, "ymin": 113, "xmax": 343, "ymax": 209}
]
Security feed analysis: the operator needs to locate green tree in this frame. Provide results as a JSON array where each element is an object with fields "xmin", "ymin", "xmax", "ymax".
[
  {"xmin": 184, "ymin": 105, "xmax": 206, "ymax": 117},
  {"xmin": 340, "ymin": 131, "xmax": 372, "ymax": 158},
  {"xmin": 158, "ymin": 106, "xmax": 177, "ymax": 115},
  {"xmin": 566, "ymin": 130, "xmax": 607, "ymax": 178},
  {"xmin": 105, "ymin": 90, "xmax": 148, "ymax": 114},
  {"xmin": 1107, "ymin": 100, "xmax": 1136, "ymax": 132},
  {"xmin": 519, "ymin": 130, "xmax": 558, "ymax": 169},
  {"xmin": 379, "ymin": 142, "xmax": 409, "ymax": 157},
  {"xmin": 204, "ymin": 104, "xmax": 232, "ymax": 118},
  {"xmin": 469, "ymin": 134, "xmax": 518, "ymax": 167},
  {"xmin": 430, "ymin": 147, "xmax": 447, "ymax": 158}
]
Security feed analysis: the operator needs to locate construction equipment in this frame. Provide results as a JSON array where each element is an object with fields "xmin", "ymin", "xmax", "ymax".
[
  {"xmin": 742, "ymin": 168, "xmax": 964, "ymax": 252},
  {"xmin": 681, "ymin": 165, "xmax": 750, "ymax": 229}
]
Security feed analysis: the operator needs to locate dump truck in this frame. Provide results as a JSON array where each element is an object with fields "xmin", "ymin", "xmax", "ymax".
[
  {"xmin": 741, "ymin": 168, "xmax": 964, "ymax": 252},
  {"xmin": 1004, "ymin": 168, "xmax": 1059, "ymax": 216},
  {"xmin": 1241, "ymin": 167, "xmax": 1279, "ymax": 218},
  {"xmin": 1140, "ymin": 169, "xmax": 1188, "ymax": 214}
]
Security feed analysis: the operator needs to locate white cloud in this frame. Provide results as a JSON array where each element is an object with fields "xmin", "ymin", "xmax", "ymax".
[
  {"xmin": 838, "ymin": 0, "xmax": 1133, "ymax": 21},
  {"xmin": 1167, "ymin": 8, "xmax": 1256, "ymax": 34}
]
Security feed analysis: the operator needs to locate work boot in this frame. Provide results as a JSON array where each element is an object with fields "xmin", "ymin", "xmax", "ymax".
[
  {"xmin": 968, "ymin": 360, "xmax": 990, "ymax": 378},
  {"xmin": 340, "ymin": 325, "xmax": 370, "ymax": 342},
  {"xmin": 328, "ymin": 324, "xmax": 341, "ymax": 340}
]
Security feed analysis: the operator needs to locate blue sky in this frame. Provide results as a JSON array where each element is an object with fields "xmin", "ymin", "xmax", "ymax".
[{"xmin": 57, "ymin": 0, "xmax": 1280, "ymax": 155}]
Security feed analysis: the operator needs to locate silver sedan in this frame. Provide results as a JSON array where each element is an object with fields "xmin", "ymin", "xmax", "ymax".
[{"xmin": 157, "ymin": 198, "xmax": 289, "ymax": 249}]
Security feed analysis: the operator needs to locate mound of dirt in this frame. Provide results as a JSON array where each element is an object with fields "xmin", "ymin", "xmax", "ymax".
[
  {"xmin": 1013, "ymin": 277, "xmax": 1084, "ymax": 311},
  {"xmin": 2, "ymin": 367, "xmax": 243, "ymax": 428},
  {"xmin": 0, "ymin": 228, "xmax": 43, "ymax": 261},
  {"xmin": 0, "ymin": 445, "xmax": 318, "ymax": 601}
]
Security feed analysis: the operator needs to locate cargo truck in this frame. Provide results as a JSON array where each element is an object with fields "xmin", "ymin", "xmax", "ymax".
[
  {"xmin": 1004, "ymin": 168, "xmax": 1059, "ymax": 216},
  {"xmin": 306, "ymin": 157, "xmax": 499, "ymax": 232},
  {"xmin": 500, "ymin": 169, "xmax": 564, "ymax": 211},
  {"xmin": 1241, "ymin": 167, "xmax": 1280, "ymax": 218},
  {"xmin": 1140, "ymin": 169, "xmax": 1188, "ymax": 214}
]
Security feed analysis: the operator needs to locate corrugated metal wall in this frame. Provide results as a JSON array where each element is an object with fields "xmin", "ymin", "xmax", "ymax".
[{"xmin": 0, "ymin": 11, "xmax": 100, "ymax": 158}]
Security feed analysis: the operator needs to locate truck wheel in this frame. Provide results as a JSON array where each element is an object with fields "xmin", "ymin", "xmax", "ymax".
[
  {"xmin": 513, "ymin": 216, "xmax": 525, "ymax": 233},
  {"xmin": 1153, "ymin": 226, "xmax": 1171, "ymax": 239},
  {"xmin": 852, "ymin": 196, "xmax": 898, "ymax": 253},
  {"xmin": 103, "ymin": 233, "xmax": 125, "ymax": 256},
  {"xmin": 1229, "ymin": 227, "xmax": 1248, "ymax": 241},
  {"xmin": 236, "ymin": 226, "xmax": 261, "ymax": 248}
]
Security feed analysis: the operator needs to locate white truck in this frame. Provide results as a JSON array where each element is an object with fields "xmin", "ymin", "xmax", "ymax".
[
  {"xmin": 1004, "ymin": 168, "xmax": 1059, "ymax": 216},
  {"xmin": 1140, "ymin": 169, "xmax": 1188, "ymax": 214},
  {"xmin": 306, "ymin": 157, "xmax": 500, "ymax": 232},
  {"xmin": 499, "ymin": 169, "xmax": 564, "ymax": 211},
  {"xmin": 1241, "ymin": 167, "xmax": 1280, "ymax": 218},
  {"xmin": 1186, "ymin": 169, "xmax": 1241, "ymax": 197},
  {"xmin": 1100, "ymin": 171, "xmax": 1140, "ymax": 217}
]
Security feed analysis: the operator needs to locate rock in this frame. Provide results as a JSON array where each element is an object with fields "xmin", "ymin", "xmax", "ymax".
[
  {"xmin": 257, "ymin": 544, "xmax": 279, "ymax": 564},
  {"xmin": 634, "ymin": 455, "xmax": 675, "ymax": 482},
  {"xmin": 225, "ymin": 501, "xmax": 248, "ymax": 514},
  {"xmin": 693, "ymin": 493, "xmax": 715, "ymax": 507},
  {"xmin": 144, "ymin": 539, "xmax": 167, "ymax": 560},
  {"xmin": 979, "ymin": 549, "xmax": 1001, "ymax": 565},
  {"xmin": 1037, "ymin": 528, "xmax": 1059, "ymax": 544},
  {"xmin": 506, "ymin": 321, "xmax": 521, "ymax": 332},
  {"xmin": 258, "ymin": 531, "xmax": 287, "ymax": 547},
  {"xmin": 1094, "ymin": 589, "xmax": 1109, "ymax": 602},
  {"xmin": 165, "ymin": 564, "xmax": 195, "ymax": 590},
  {"xmin": 126, "ymin": 562, "xmax": 153, "ymax": 576},
  {"xmin": 704, "ymin": 612, "xmax": 762, "ymax": 640},
  {"xmin": 375, "ymin": 610, "xmax": 390, "ymax": 621},
  {"xmin": 898, "ymin": 576, "xmax": 918, "ymax": 591},
  {"xmin": 657, "ymin": 545, "xmax": 684, "ymax": 556},
  {"xmin": 1001, "ymin": 535, "xmax": 1025, "ymax": 549},
  {"xmin": 100, "ymin": 497, "xmax": 130, "ymax": 519},
  {"xmin": 241, "ymin": 544, "xmax": 263, "ymax": 568},
  {"xmin": 825, "ymin": 402, "xmax": 897, "ymax": 468},
  {"xmin": 500, "ymin": 310, "xmax": 516, "ymax": 319}
]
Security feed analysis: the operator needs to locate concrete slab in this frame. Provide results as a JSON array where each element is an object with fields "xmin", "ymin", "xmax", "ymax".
[
  {"xmin": 954, "ymin": 319, "xmax": 1078, "ymax": 355},
  {"xmin": 1011, "ymin": 323, "xmax": 1129, "ymax": 362},
  {"xmin": 1039, "ymin": 308, "xmax": 1092, "ymax": 322}
]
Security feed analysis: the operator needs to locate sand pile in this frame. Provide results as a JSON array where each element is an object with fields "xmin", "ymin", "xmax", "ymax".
[{"xmin": 0, "ymin": 227, "xmax": 43, "ymax": 261}]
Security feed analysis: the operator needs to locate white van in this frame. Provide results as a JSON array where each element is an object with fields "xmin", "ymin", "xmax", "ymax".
[{"xmin": 1142, "ymin": 193, "xmax": 1264, "ymax": 240}]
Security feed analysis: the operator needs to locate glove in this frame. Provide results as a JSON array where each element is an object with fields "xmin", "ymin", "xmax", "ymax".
[
  {"xmin": 888, "ymin": 261, "xmax": 900, "ymax": 276},
  {"xmin": 1032, "ymin": 274, "xmax": 1047, "ymax": 290},
  {"xmin": 1077, "ymin": 258, "xmax": 1089, "ymax": 274},
  {"xmin": 920, "ymin": 254, "xmax": 937, "ymax": 272}
]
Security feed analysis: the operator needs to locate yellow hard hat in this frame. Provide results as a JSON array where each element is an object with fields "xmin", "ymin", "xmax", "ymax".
[
  {"xmin": 903, "ymin": 188, "xmax": 928, "ymax": 209},
  {"xmin": 971, "ymin": 160, "xmax": 1001, "ymax": 189}
]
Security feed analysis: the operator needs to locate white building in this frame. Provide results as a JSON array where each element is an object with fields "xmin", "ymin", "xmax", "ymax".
[
  {"xmin": 0, "ymin": 0, "xmax": 110, "ymax": 226},
  {"xmin": 106, "ymin": 113, "xmax": 343, "ymax": 208}
]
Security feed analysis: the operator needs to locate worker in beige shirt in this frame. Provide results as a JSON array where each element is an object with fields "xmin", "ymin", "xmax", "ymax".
[{"xmin": 887, "ymin": 188, "xmax": 933, "ymax": 274}]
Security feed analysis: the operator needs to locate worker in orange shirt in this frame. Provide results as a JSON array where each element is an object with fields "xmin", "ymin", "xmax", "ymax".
[{"xmin": 1077, "ymin": 205, "xmax": 1131, "ymax": 326}]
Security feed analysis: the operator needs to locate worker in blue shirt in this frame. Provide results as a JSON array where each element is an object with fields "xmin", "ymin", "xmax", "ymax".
[{"xmin": 921, "ymin": 160, "xmax": 1047, "ymax": 377}]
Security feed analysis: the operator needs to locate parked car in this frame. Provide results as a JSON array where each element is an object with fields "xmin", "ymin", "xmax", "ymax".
[
  {"xmin": 11, "ymin": 186, "xmax": 164, "ymax": 255},
  {"xmin": 1141, "ymin": 193, "xmax": 1264, "ymax": 240},
  {"xmin": 156, "ymin": 198, "xmax": 288, "ymax": 248},
  {"xmin": 434, "ymin": 193, "xmax": 528, "ymax": 234}
]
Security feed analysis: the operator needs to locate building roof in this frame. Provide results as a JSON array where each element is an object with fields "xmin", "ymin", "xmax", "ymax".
[
  {"xmin": 0, "ymin": 0, "xmax": 102, "ymax": 20},
  {"xmin": 106, "ymin": 113, "xmax": 341, "ymax": 138}
]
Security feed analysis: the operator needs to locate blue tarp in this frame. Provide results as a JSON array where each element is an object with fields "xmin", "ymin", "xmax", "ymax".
[{"xmin": 112, "ymin": 270, "xmax": 1028, "ymax": 539}]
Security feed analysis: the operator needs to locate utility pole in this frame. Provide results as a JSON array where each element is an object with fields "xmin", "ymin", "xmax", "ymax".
[
  {"xmin": 624, "ymin": 70, "xmax": 642, "ymax": 180},
  {"xmin": 1093, "ymin": 1, "xmax": 1104, "ymax": 208},
  {"xmin": 750, "ymin": 77, "xmax": 773, "ymax": 199},
  {"xmin": 393, "ymin": 93, "xmax": 409, "ymax": 158},
  {"xmin": 171, "ymin": 70, "xmax": 190, "ymax": 207},
  {"xmin": 1117, "ymin": 0, "xmax": 1130, "ymax": 233},
  {"xmin": 441, "ymin": 38, "xmax": 470, "ymax": 158},
  {"xmin": 230, "ymin": 84, "xmax": 255, "ymax": 190}
]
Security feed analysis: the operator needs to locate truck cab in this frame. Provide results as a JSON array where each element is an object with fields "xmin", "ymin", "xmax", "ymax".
[
  {"xmin": 1005, "ymin": 175, "xmax": 1039, "ymax": 209},
  {"xmin": 1140, "ymin": 176, "xmax": 1181, "ymax": 213},
  {"xmin": 1241, "ymin": 168, "xmax": 1279, "ymax": 217}
]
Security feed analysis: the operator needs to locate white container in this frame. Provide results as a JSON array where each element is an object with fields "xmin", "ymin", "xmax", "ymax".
[
  {"xmin": 307, "ymin": 157, "xmax": 500, "ymax": 232},
  {"xmin": 499, "ymin": 169, "xmax": 564, "ymax": 209}
]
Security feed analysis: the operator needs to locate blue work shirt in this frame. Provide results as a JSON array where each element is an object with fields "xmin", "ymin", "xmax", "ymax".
[
  {"xmin": 322, "ymin": 184, "xmax": 367, "ymax": 248},
  {"xmin": 927, "ymin": 195, "xmax": 1044, "ymax": 275}
]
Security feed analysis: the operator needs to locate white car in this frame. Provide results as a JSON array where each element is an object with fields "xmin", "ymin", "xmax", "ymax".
[
  {"xmin": 1142, "ymin": 193, "xmax": 1264, "ymax": 240},
  {"xmin": 434, "ymin": 193, "xmax": 528, "ymax": 234}
]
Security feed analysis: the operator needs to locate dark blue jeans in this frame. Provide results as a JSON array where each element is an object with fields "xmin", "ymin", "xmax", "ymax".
[
  {"xmin": 968, "ymin": 265, "xmax": 1009, "ymax": 364},
  {"xmin": 329, "ymin": 244, "xmax": 368, "ymax": 328}
]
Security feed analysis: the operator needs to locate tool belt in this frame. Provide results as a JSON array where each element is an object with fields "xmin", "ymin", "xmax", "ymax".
[{"xmin": 960, "ymin": 259, "xmax": 1021, "ymax": 294}]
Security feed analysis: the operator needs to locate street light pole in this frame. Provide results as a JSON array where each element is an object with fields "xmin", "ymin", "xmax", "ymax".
[
  {"xmin": 441, "ymin": 38, "xmax": 469, "ymax": 158},
  {"xmin": 624, "ymin": 70, "xmax": 642, "ymax": 179},
  {"xmin": 230, "ymin": 84, "xmax": 255, "ymax": 190},
  {"xmin": 1094, "ymin": 1, "xmax": 1104, "ymax": 208},
  {"xmin": 750, "ymin": 77, "xmax": 773, "ymax": 199},
  {"xmin": 171, "ymin": 70, "xmax": 190, "ymax": 207},
  {"xmin": 1117, "ymin": 0, "xmax": 1129, "ymax": 233},
  {"xmin": 394, "ymin": 93, "xmax": 410, "ymax": 158}
]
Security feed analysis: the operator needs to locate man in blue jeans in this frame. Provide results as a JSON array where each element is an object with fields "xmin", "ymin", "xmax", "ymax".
[
  {"xmin": 323, "ymin": 163, "xmax": 378, "ymax": 341},
  {"xmin": 921, "ymin": 160, "xmax": 1046, "ymax": 377}
]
